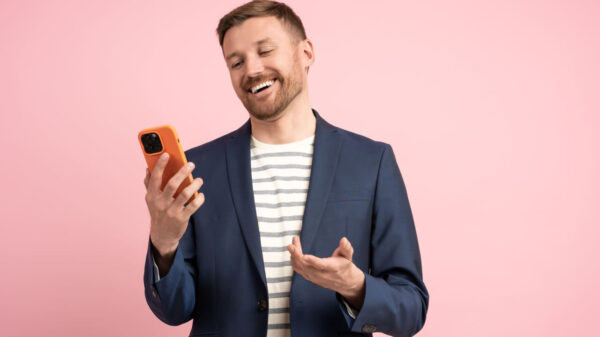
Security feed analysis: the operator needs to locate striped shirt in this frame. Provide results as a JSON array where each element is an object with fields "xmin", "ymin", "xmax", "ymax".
[{"xmin": 250, "ymin": 133, "xmax": 315, "ymax": 337}]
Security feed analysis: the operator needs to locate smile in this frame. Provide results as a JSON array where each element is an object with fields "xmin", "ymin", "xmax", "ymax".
[{"xmin": 248, "ymin": 78, "xmax": 277, "ymax": 94}]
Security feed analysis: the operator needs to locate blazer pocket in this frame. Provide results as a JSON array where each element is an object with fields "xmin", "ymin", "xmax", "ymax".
[{"xmin": 327, "ymin": 189, "xmax": 371, "ymax": 202}]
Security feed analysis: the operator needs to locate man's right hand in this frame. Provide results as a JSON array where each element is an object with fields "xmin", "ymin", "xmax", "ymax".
[{"xmin": 144, "ymin": 152, "xmax": 205, "ymax": 275}]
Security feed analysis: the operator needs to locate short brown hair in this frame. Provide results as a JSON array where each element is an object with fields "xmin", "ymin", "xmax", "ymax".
[{"xmin": 216, "ymin": 0, "xmax": 307, "ymax": 47}]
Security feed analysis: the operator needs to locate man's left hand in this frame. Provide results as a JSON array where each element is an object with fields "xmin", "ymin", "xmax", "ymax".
[{"xmin": 287, "ymin": 235, "xmax": 366, "ymax": 311}]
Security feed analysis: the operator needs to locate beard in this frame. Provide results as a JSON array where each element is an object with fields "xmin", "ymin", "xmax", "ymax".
[{"xmin": 240, "ymin": 66, "xmax": 303, "ymax": 122}]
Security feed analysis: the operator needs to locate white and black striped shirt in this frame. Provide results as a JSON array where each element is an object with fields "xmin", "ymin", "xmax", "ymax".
[{"xmin": 250, "ymin": 133, "xmax": 315, "ymax": 337}]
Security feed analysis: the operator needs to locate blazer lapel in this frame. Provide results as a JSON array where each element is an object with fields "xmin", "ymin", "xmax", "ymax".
[
  {"xmin": 225, "ymin": 120, "xmax": 267, "ymax": 287},
  {"xmin": 300, "ymin": 109, "xmax": 342, "ymax": 254}
]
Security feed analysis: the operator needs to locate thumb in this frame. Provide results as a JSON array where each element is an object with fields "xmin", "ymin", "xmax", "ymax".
[{"xmin": 333, "ymin": 237, "xmax": 353, "ymax": 261}]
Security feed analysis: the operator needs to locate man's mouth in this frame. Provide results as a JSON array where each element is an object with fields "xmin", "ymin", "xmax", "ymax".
[{"xmin": 248, "ymin": 78, "xmax": 277, "ymax": 94}]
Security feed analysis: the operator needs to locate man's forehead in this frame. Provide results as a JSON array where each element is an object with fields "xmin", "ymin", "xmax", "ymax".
[{"xmin": 224, "ymin": 37, "xmax": 278, "ymax": 60}]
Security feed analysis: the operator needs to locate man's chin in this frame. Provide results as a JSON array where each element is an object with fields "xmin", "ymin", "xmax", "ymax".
[
  {"xmin": 244, "ymin": 100, "xmax": 285, "ymax": 121},
  {"xmin": 248, "ymin": 107, "xmax": 283, "ymax": 121}
]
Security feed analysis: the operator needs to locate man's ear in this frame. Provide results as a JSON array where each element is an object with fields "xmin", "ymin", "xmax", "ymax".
[{"xmin": 300, "ymin": 38, "xmax": 315, "ymax": 73}]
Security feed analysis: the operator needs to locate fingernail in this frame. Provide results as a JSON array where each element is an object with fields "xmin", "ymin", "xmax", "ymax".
[
  {"xmin": 187, "ymin": 162, "xmax": 195, "ymax": 169},
  {"xmin": 161, "ymin": 152, "xmax": 169, "ymax": 159}
]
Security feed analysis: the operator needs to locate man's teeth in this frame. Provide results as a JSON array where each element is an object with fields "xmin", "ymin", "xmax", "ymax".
[{"xmin": 251, "ymin": 80, "xmax": 274, "ymax": 94}]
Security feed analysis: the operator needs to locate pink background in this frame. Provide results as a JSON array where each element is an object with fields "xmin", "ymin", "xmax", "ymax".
[{"xmin": 1, "ymin": 0, "xmax": 599, "ymax": 336}]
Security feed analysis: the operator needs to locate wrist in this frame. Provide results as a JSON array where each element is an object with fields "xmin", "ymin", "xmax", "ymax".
[
  {"xmin": 150, "ymin": 235, "xmax": 178, "ymax": 258},
  {"xmin": 338, "ymin": 265, "xmax": 366, "ymax": 308}
]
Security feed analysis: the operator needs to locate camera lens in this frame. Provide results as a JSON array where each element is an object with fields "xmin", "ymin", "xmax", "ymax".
[{"xmin": 142, "ymin": 132, "xmax": 163, "ymax": 154}]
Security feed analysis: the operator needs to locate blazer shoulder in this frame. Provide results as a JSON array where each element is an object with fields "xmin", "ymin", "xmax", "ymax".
[{"xmin": 333, "ymin": 124, "xmax": 390, "ymax": 155}]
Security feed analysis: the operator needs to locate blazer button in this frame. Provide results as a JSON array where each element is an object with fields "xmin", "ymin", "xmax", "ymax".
[
  {"xmin": 362, "ymin": 324, "xmax": 377, "ymax": 333},
  {"xmin": 257, "ymin": 299, "xmax": 268, "ymax": 311}
]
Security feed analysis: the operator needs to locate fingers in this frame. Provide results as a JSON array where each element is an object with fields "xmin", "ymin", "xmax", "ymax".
[
  {"xmin": 163, "ymin": 161, "xmax": 195, "ymax": 199},
  {"xmin": 148, "ymin": 152, "xmax": 170, "ymax": 193},
  {"xmin": 293, "ymin": 235, "xmax": 303, "ymax": 255},
  {"xmin": 182, "ymin": 191, "xmax": 205, "ymax": 219},
  {"xmin": 287, "ymin": 236, "xmax": 303, "ymax": 258},
  {"xmin": 288, "ymin": 236, "xmax": 304, "ymax": 273},
  {"xmin": 173, "ymin": 177, "xmax": 204, "ymax": 209},
  {"xmin": 288, "ymin": 236, "xmax": 327, "ymax": 273}
]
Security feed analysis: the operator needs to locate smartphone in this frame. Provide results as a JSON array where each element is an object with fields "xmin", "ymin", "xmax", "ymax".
[{"xmin": 138, "ymin": 125, "xmax": 197, "ymax": 203}]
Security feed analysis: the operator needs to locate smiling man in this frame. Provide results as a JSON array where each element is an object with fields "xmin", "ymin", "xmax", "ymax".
[{"xmin": 142, "ymin": 1, "xmax": 429, "ymax": 337}]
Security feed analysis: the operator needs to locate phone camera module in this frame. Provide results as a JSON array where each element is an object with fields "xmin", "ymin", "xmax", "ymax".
[{"xmin": 141, "ymin": 132, "xmax": 163, "ymax": 154}]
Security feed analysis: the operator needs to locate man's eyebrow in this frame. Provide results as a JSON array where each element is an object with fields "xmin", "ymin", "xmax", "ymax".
[{"xmin": 225, "ymin": 38, "xmax": 275, "ymax": 61}]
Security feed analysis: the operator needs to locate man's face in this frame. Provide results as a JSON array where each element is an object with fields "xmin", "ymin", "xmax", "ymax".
[{"xmin": 222, "ymin": 16, "xmax": 306, "ymax": 121}]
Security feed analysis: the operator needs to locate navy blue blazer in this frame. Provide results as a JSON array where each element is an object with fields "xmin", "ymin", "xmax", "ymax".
[{"xmin": 143, "ymin": 109, "xmax": 429, "ymax": 337}]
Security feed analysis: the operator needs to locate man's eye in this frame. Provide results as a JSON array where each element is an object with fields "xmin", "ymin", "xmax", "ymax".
[
  {"xmin": 232, "ymin": 61, "xmax": 242, "ymax": 69},
  {"xmin": 259, "ymin": 50, "xmax": 273, "ymax": 55}
]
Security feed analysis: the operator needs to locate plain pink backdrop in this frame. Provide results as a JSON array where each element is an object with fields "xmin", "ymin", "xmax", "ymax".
[{"xmin": 1, "ymin": 0, "xmax": 599, "ymax": 336}]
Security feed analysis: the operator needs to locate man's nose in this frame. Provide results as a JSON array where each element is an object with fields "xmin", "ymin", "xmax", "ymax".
[{"xmin": 245, "ymin": 55, "xmax": 265, "ymax": 77}]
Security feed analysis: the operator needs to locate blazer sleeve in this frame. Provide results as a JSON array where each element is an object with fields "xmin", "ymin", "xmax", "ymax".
[
  {"xmin": 143, "ymin": 217, "xmax": 198, "ymax": 326},
  {"xmin": 338, "ymin": 143, "xmax": 429, "ymax": 337}
]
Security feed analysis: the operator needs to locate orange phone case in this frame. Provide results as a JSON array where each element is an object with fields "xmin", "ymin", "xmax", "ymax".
[{"xmin": 138, "ymin": 125, "xmax": 197, "ymax": 203}]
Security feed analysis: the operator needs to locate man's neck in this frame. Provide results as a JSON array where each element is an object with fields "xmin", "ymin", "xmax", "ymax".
[{"xmin": 249, "ymin": 94, "xmax": 316, "ymax": 144}]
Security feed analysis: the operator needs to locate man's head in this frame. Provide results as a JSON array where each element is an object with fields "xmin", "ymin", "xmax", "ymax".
[{"xmin": 216, "ymin": 0, "xmax": 314, "ymax": 121}]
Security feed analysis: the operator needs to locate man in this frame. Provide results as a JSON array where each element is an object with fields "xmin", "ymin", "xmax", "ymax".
[{"xmin": 142, "ymin": 1, "xmax": 429, "ymax": 336}]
